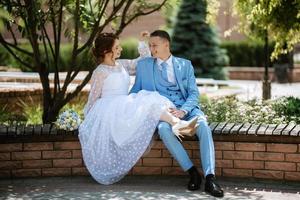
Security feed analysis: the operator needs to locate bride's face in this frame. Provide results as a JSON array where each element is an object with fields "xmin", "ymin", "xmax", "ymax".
[{"xmin": 110, "ymin": 39, "xmax": 122, "ymax": 60}]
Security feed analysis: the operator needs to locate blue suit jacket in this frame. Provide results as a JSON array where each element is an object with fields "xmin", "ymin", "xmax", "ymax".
[{"xmin": 130, "ymin": 56, "xmax": 200, "ymax": 115}]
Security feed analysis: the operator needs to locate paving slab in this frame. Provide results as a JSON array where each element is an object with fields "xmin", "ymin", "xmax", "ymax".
[{"xmin": 0, "ymin": 176, "xmax": 299, "ymax": 200}]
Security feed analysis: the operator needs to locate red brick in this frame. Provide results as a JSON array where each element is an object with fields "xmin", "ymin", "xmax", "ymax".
[
  {"xmin": 193, "ymin": 150, "xmax": 219, "ymax": 159},
  {"xmin": 135, "ymin": 159, "xmax": 142, "ymax": 166},
  {"xmin": 72, "ymin": 167, "xmax": 89, "ymax": 176},
  {"xmin": 172, "ymin": 159, "xmax": 181, "ymax": 167},
  {"xmin": 23, "ymin": 160, "xmax": 52, "ymax": 168},
  {"xmin": 215, "ymin": 151, "xmax": 222, "ymax": 159},
  {"xmin": 42, "ymin": 168, "xmax": 71, "ymax": 176},
  {"xmin": 12, "ymin": 169, "xmax": 41, "ymax": 177},
  {"xmin": 162, "ymin": 150, "xmax": 171, "ymax": 157},
  {"xmin": 54, "ymin": 142, "xmax": 81, "ymax": 150},
  {"xmin": 24, "ymin": 142, "xmax": 53, "ymax": 151},
  {"xmin": 42, "ymin": 150, "xmax": 72, "ymax": 159},
  {"xmin": 152, "ymin": 141, "xmax": 164, "ymax": 149},
  {"xmin": 265, "ymin": 162, "xmax": 296, "ymax": 171},
  {"xmin": 298, "ymin": 163, "xmax": 300, "ymax": 171},
  {"xmin": 0, "ymin": 143, "xmax": 22, "ymax": 152},
  {"xmin": 0, "ymin": 152, "xmax": 10, "ymax": 160},
  {"xmin": 162, "ymin": 167, "xmax": 186, "ymax": 175},
  {"xmin": 132, "ymin": 166, "xmax": 161, "ymax": 175},
  {"xmin": 143, "ymin": 149, "xmax": 161, "ymax": 157},
  {"xmin": 216, "ymin": 160, "xmax": 233, "ymax": 168},
  {"xmin": 72, "ymin": 150, "xmax": 82, "ymax": 158},
  {"xmin": 234, "ymin": 160, "xmax": 264, "ymax": 169},
  {"xmin": 235, "ymin": 143, "xmax": 265, "ymax": 152},
  {"xmin": 143, "ymin": 158, "xmax": 172, "ymax": 167},
  {"xmin": 191, "ymin": 159, "xmax": 201, "ymax": 167},
  {"xmin": 0, "ymin": 170, "xmax": 11, "ymax": 178},
  {"xmin": 215, "ymin": 168, "xmax": 222, "ymax": 176},
  {"xmin": 12, "ymin": 151, "xmax": 41, "ymax": 160},
  {"xmin": 267, "ymin": 144, "xmax": 297, "ymax": 153},
  {"xmin": 53, "ymin": 159, "xmax": 82, "ymax": 167},
  {"xmin": 285, "ymin": 154, "xmax": 300, "ymax": 162},
  {"xmin": 223, "ymin": 169, "xmax": 252, "ymax": 177},
  {"xmin": 223, "ymin": 151, "xmax": 253, "ymax": 160},
  {"xmin": 253, "ymin": 170, "xmax": 283, "ymax": 179},
  {"xmin": 254, "ymin": 152, "xmax": 284, "ymax": 161},
  {"xmin": 0, "ymin": 161, "xmax": 22, "ymax": 169},
  {"xmin": 214, "ymin": 142, "xmax": 234, "ymax": 151},
  {"xmin": 285, "ymin": 172, "xmax": 300, "ymax": 181},
  {"xmin": 183, "ymin": 141, "xmax": 199, "ymax": 150}
]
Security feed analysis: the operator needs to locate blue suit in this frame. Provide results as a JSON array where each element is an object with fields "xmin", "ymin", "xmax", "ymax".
[{"xmin": 130, "ymin": 56, "xmax": 215, "ymax": 176}]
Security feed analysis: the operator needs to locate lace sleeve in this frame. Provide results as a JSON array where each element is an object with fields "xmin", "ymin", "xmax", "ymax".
[
  {"xmin": 118, "ymin": 41, "xmax": 151, "ymax": 75},
  {"xmin": 83, "ymin": 68, "xmax": 108, "ymax": 116}
]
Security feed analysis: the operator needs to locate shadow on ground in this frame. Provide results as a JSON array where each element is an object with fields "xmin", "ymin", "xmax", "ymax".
[{"xmin": 0, "ymin": 176, "xmax": 299, "ymax": 200}]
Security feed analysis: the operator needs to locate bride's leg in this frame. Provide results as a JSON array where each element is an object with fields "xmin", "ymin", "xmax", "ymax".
[
  {"xmin": 159, "ymin": 108, "xmax": 198, "ymax": 141},
  {"xmin": 159, "ymin": 109, "xmax": 180, "ymax": 126}
]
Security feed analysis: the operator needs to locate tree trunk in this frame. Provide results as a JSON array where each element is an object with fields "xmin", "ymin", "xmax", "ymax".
[
  {"xmin": 262, "ymin": 30, "xmax": 271, "ymax": 100},
  {"xmin": 42, "ymin": 108, "xmax": 60, "ymax": 124}
]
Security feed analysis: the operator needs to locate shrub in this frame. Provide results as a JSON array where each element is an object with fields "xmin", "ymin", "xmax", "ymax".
[
  {"xmin": 201, "ymin": 96, "xmax": 297, "ymax": 124},
  {"xmin": 0, "ymin": 40, "xmax": 140, "ymax": 72},
  {"xmin": 272, "ymin": 97, "xmax": 300, "ymax": 124}
]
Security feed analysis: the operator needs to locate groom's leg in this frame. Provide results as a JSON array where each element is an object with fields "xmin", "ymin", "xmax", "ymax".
[
  {"xmin": 157, "ymin": 121, "xmax": 193, "ymax": 171},
  {"xmin": 185, "ymin": 110, "xmax": 215, "ymax": 176},
  {"xmin": 195, "ymin": 116, "xmax": 215, "ymax": 176},
  {"xmin": 189, "ymin": 114, "xmax": 223, "ymax": 197},
  {"xmin": 185, "ymin": 110, "xmax": 223, "ymax": 197}
]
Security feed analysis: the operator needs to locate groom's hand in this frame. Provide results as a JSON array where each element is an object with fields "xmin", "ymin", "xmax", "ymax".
[
  {"xmin": 169, "ymin": 108, "xmax": 186, "ymax": 119},
  {"xmin": 139, "ymin": 31, "xmax": 150, "ymax": 41}
]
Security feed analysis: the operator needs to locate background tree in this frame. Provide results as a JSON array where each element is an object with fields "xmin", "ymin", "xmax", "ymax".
[
  {"xmin": 171, "ymin": 0, "xmax": 229, "ymax": 80},
  {"xmin": 233, "ymin": 0, "xmax": 300, "ymax": 99},
  {"xmin": 0, "ymin": 0, "xmax": 167, "ymax": 123},
  {"xmin": 161, "ymin": 0, "xmax": 220, "ymax": 33}
]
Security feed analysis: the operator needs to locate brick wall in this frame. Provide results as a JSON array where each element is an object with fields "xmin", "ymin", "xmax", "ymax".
[
  {"xmin": 228, "ymin": 66, "xmax": 300, "ymax": 82},
  {"xmin": 1, "ymin": 123, "xmax": 300, "ymax": 181}
]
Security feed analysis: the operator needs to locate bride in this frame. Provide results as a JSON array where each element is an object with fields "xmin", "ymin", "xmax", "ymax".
[{"xmin": 78, "ymin": 31, "xmax": 197, "ymax": 185}]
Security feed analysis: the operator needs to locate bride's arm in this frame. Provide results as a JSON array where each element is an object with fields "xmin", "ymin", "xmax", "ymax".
[
  {"xmin": 83, "ymin": 68, "xmax": 107, "ymax": 116},
  {"xmin": 118, "ymin": 32, "xmax": 151, "ymax": 75}
]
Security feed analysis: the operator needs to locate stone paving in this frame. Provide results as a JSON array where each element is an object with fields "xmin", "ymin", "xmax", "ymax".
[{"xmin": 0, "ymin": 176, "xmax": 300, "ymax": 200}]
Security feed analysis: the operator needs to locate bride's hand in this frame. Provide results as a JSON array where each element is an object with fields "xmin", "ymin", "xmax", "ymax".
[
  {"xmin": 139, "ymin": 31, "xmax": 150, "ymax": 41},
  {"xmin": 169, "ymin": 108, "xmax": 186, "ymax": 119}
]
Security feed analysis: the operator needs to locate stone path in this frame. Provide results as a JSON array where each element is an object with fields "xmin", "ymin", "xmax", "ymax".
[{"xmin": 0, "ymin": 176, "xmax": 300, "ymax": 200}]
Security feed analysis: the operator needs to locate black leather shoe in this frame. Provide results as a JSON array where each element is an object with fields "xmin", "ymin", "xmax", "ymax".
[
  {"xmin": 205, "ymin": 174, "xmax": 224, "ymax": 197},
  {"xmin": 187, "ymin": 166, "xmax": 201, "ymax": 191}
]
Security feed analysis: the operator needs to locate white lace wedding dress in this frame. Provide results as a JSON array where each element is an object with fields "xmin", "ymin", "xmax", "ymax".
[{"xmin": 78, "ymin": 50, "xmax": 174, "ymax": 185}]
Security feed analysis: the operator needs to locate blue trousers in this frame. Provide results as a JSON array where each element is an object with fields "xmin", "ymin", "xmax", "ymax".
[{"xmin": 157, "ymin": 108, "xmax": 215, "ymax": 176}]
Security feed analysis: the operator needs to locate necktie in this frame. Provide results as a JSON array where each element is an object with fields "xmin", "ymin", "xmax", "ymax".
[{"xmin": 161, "ymin": 62, "xmax": 169, "ymax": 82}]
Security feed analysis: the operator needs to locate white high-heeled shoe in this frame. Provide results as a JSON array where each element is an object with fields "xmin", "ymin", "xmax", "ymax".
[{"xmin": 172, "ymin": 117, "xmax": 198, "ymax": 141}]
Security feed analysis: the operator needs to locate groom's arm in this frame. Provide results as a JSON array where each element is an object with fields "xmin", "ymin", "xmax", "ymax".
[{"xmin": 180, "ymin": 61, "xmax": 200, "ymax": 114}]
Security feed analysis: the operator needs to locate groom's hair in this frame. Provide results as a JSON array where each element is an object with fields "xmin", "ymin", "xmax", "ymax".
[{"xmin": 150, "ymin": 30, "xmax": 171, "ymax": 43}]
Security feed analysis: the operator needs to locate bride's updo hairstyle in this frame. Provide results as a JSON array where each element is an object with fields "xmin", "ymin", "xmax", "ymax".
[{"xmin": 92, "ymin": 32, "xmax": 119, "ymax": 64}]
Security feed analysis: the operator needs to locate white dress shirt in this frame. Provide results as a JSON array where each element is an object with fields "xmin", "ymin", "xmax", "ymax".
[{"xmin": 156, "ymin": 55, "xmax": 176, "ymax": 84}]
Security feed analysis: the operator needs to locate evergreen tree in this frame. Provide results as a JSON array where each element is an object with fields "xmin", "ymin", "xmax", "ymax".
[{"xmin": 171, "ymin": 0, "xmax": 228, "ymax": 79}]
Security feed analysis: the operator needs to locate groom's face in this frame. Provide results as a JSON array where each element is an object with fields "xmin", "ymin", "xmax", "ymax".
[{"xmin": 149, "ymin": 36, "xmax": 169, "ymax": 59}]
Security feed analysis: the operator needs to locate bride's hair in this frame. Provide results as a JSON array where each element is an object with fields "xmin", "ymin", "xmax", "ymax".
[{"xmin": 92, "ymin": 32, "xmax": 119, "ymax": 64}]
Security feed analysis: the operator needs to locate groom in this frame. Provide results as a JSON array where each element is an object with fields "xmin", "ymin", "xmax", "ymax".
[{"xmin": 130, "ymin": 30, "xmax": 223, "ymax": 197}]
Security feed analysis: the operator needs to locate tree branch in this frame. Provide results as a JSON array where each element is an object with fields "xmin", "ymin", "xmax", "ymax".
[
  {"xmin": 0, "ymin": 35, "xmax": 34, "ymax": 70},
  {"xmin": 63, "ymin": 69, "xmax": 94, "ymax": 106},
  {"xmin": 77, "ymin": 0, "xmax": 128, "ymax": 54},
  {"xmin": 116, "ymin": 0, "xmax": 168, "ymax": 35},
  {"xmin": 0, "ymin": 35, "xmax": 33, "ymax": 56},
  {"xmin": 7, "ymin": 24, "xmax": 18, "ymax": 45}
]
